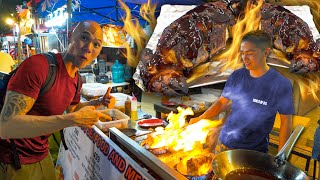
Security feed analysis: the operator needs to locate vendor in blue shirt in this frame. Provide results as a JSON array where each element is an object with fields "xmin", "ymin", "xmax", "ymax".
[{"xmin": 190, "ymin": 30, "xmax": 294, "ymax": 153}]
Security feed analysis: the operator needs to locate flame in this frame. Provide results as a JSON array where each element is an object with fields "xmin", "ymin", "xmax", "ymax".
[
  {"xmin": 177, "ymin": 149, "xmax": 214, "ymax": 176},
  {"xmin": 119, "ymin": 0, "xmax": 156, "ymax": 67},
  {"xmin": 147, "ymin": 107, "xmax": 222, "ymax": 151},
  {"xmin": 142, "ymin": 107, "xmax": 222, "ymax": 175},
  {"xmin": 214, "ymin": 0, "xmax": 320, "ymax": 101},
  {"xmin": 273, "ymin": 66, "xmax": 320, "ymax": 101},
  {"xmin": 270, "ymin": 0, "xmax": 320, "ymax": 101},
  {"xmin": 187, "ymin": 0, "xmax": 265, "ymax": 84},
  {"xmin": 102, "ymin": 25, "xmax": 127, "ymax": 47},
  {"xmin": 140, "ymin": 0, "xmax": 157, "ymax": 31},
  {"xmin": 121, "ymin": 0, "xmax": 320, "ymax": 100},
  {"xmin": 216, "ymin": 0, "xmax": 264, "ymax": 70}
]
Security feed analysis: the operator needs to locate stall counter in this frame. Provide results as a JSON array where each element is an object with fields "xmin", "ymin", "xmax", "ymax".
[{"xmin": 55, "ymin": 125, "xmax": 155, "ymax": 180}]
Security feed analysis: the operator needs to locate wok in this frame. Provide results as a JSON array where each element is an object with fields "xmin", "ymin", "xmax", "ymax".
[{"xmin": 212, "ymin": 125, "xmax": 309, "ymax": 180}]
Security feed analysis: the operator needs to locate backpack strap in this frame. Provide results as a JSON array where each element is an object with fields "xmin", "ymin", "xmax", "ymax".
[
  {"xmin": 10, "ymin": 139, "xmax": 21, "ymax": 169},
  {"xmin": 59, "ymin": 73, "xmax": 81, "ymax": 151},
  {"xmin": 9, "ymin": 53, "xmax": 81, "ymax": 168},
  {"xmin": 9, "ymin": 53, "xmax": 58, "ymax": 169},
  {"xmin": 40, "ymin": 52, "xmax": 69, "ymax": 151},
  {"xmin": 75, "ymin": 72, "xmax": 81, "ymax": 98},
  {"xmin": 40, "ymin": 52, "xmax": 57, "ymax": 96}
]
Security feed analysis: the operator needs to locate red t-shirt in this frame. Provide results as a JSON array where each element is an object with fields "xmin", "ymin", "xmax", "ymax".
[{"xmin": 0, "ymin": 53, "xmax": 82, "ymax": 164}]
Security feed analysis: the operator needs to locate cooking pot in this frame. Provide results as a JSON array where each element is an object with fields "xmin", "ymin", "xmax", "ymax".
[{"xmin": 212, "ymin": 125, "xmax": 309, "ymax": 180}]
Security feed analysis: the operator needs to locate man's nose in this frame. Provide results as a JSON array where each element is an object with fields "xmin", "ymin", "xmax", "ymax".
[
  {"xmin": 242, "ymin": 54, "xmax": 248, "ymax": 61},
  {"xmin": 83, "ymin": 42, "xmax": 93, "ymax": 53}
]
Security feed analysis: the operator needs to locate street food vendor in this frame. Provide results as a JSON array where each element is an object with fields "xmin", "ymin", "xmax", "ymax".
[
  {"xmin": 0, "ymin": 20, "xmax": 115, "ymax": 179},
  {"xmin": 190, "ymin": 30, "xmax": 293, "ymax": 154}
]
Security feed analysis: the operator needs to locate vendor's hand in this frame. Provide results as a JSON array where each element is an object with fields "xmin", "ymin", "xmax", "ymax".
[
  {"xmin": 189, "ymin": 117, "xmax": 202, "ymax": 124},
  {"xmin": 101, "ymin": 87, "xmax": 116, "ymax": 109},
  {"xmin": 73, "ymin": 106, "xmax": 112, "ymax": 127},
  {"xmin": 96, "ymin": 109, "xmax": 117, "ymax": 122},
  {"xmin": 103, "ymin": 95, "xmax": 116, "ymax": 109}
]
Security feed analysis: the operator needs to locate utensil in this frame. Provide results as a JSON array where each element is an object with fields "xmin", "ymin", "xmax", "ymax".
[
  {"xmin": 137, "ymin": 118, "xmax": 165, "ymax": 128},
  {"xmin": 212, "ymin": 125, "xmax": 309, "ymax": 180},
  {"xmin": 120, "ymin": 128, "xmax": 137, "ymax": 137}
]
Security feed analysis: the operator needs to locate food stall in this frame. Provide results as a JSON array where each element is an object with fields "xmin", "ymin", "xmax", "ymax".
[
  {"xmin": 55, "ymin": 107, "xmax": 313, "ymax": 179},
  {"xmin": 32, "ymin": 0, "xmax": 320, "ymax": 179},
  {"xmin": 55, "ymin": 110, "xmax": 190, "ymax": 179}
]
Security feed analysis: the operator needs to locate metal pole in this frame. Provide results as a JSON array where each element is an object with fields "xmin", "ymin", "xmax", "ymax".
[
  {"xmin": 67, "ymin": 0, "xmax": 72, "ymax": 45},
  {"xmin": 31, "ymin": 1, "xmax": 40, "ymax": 54},
  {"xmin": 17, "ymin": 18, "xmax": 22, "ymax": 63},
  {"xmin": 13, "ymin": 26, "xmax": 16, "ymax": 60}
]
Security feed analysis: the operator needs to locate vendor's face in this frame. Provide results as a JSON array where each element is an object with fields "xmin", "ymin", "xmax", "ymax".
[
  {"xmin": 68, "ymin": 21, "xmax": 103, "ymax": 69},
  {"xmin": 240, "ymin": 41, "xmax": 268, "ymax": 71}
]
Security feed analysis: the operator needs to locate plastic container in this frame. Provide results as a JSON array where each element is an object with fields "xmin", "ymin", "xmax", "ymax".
[
  {"xmin": 125, "ymin": 97, "xmax": 131, "ymax": 117},
  {"xmin": 95, "ymin": 108, "xmax": 130, "ymax": 132},
  {"xmin": 111, "ymin": 93, "xmax": 141, "ymax": 113},
  {"xmin": 111, "ymin": 60, "xmax": 125, "ymax": 83},
  {"xmin": 131, "ymin": 93, "xmax": 138, "ymax": 121},
  {"xmin": 86, "ymin": 73, "xmax": 95, "ymax": 83},
  {"xmin": 124, "ymin": 64, "xmax": 132, "ymax": 80}
]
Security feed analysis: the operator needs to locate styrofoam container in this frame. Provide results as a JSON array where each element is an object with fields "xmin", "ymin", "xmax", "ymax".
[{"xmin": 95, "ymin": 108, "xmax": 130, "ymax": 132}]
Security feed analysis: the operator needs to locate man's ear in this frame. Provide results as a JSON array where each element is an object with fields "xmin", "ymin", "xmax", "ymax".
[{"xmin": 265, "ymin": 48, "xmax": 271, "ymax": 57}]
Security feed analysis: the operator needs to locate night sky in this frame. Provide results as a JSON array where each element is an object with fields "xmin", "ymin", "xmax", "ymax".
[{"xmin": 0, "ymin": 0, "xmax": 25, "ymax": 34}]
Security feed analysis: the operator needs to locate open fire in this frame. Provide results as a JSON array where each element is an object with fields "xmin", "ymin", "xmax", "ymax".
[
  {"xmin": 141, "ymin": 107, "xmax": 223, "ymax": 176},
  {"xmin": 122, "ymin": 0, "xmax": 320, "ymax": 101}
]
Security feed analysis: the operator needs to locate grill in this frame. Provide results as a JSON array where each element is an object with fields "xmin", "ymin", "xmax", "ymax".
[{"xmin": 109, "ymin": 127, "xmax": 188, "ymax": 180}]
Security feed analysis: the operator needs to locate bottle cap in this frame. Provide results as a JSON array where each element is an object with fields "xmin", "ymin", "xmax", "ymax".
[{"xmin": 132, "ymin": 93, "xmax": 137, "ymax": 101}]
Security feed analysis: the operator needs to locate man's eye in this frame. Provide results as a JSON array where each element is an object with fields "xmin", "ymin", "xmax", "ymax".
[
  {"xmin": 94, "ymin": 43, "xmax": 101, "ymax": 48},
  {"xmin": 81, "ymin": 36, "xmax": 88, "ymax": 41}
]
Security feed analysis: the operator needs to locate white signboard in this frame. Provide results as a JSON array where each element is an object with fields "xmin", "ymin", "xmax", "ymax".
[{"xmin": 55, "ymin": 126, "xmax": 154, "ymax": 180}]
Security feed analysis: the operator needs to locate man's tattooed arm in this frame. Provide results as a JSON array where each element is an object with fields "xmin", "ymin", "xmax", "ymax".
[
  {"xmin": 0, "ymin": 90, "xmax": 102, "ymax": 139},
  {"xmin": 0, "ymin": 90, "xmax": 77, "ymax": 138},
  {"xmin": 1, "ymin": 91, "xmax": 35, "ymax": 121}
]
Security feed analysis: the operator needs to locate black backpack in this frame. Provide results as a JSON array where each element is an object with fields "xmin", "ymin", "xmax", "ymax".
[
  {"xmin": 0, "ymin": 52, "xmax": 80, "ymax": 169},
  {"xmin": 0, "ymin": 52, "xmax": 63, "ymax": 107}
]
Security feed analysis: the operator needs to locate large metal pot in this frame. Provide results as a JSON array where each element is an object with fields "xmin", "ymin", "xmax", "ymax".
[{"xmin": 212, "ymin": 125, "xmax": 309, "ymax": 180}]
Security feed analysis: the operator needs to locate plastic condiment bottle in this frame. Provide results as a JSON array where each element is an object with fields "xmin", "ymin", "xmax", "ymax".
[
  {"xmin": 125, "ymin": 97, "xmax": 131, "ymax": 117},
  {"xmin": 131, "ymin": 93, "xmax": 138, "ymax": 121}
]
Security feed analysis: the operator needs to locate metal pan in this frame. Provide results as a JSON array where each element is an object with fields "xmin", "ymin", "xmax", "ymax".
[{"xmin": 212, "ymin": 125, "xmax": 310, "ymax": 180}]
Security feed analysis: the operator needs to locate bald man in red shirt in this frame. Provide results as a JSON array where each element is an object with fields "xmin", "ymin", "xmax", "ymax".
[{"xmin": 0, "ymin": 21, "xmax": 115, "ymax": 180}]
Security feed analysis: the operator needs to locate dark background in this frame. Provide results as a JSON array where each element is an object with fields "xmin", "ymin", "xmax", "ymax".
[
  {"xmin": 0, "ymin": 0, "xmax": 25, "ymax": 35},
  {"xmin": 0, "ymin": 0, "xmax": 319, "ymax": 34}
]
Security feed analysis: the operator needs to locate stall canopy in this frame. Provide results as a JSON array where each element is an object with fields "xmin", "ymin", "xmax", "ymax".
[{"xmin": 33, "ymin": 0, "xmax": 204, "ymax": 26}]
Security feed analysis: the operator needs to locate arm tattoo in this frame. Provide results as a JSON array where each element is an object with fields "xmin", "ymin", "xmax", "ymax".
[{"xmin": 0, "ymin": 91, "xmax": 35, "ymax": 121}]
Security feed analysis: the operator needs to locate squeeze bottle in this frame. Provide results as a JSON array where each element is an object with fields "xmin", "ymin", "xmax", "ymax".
[
  {"xmin": 131, "ymin": 93, "xmax": 138, "ymax": 121},
  {"xmin": 125, "ymin": 97, "xmax": 131, "ymax": 117}
]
